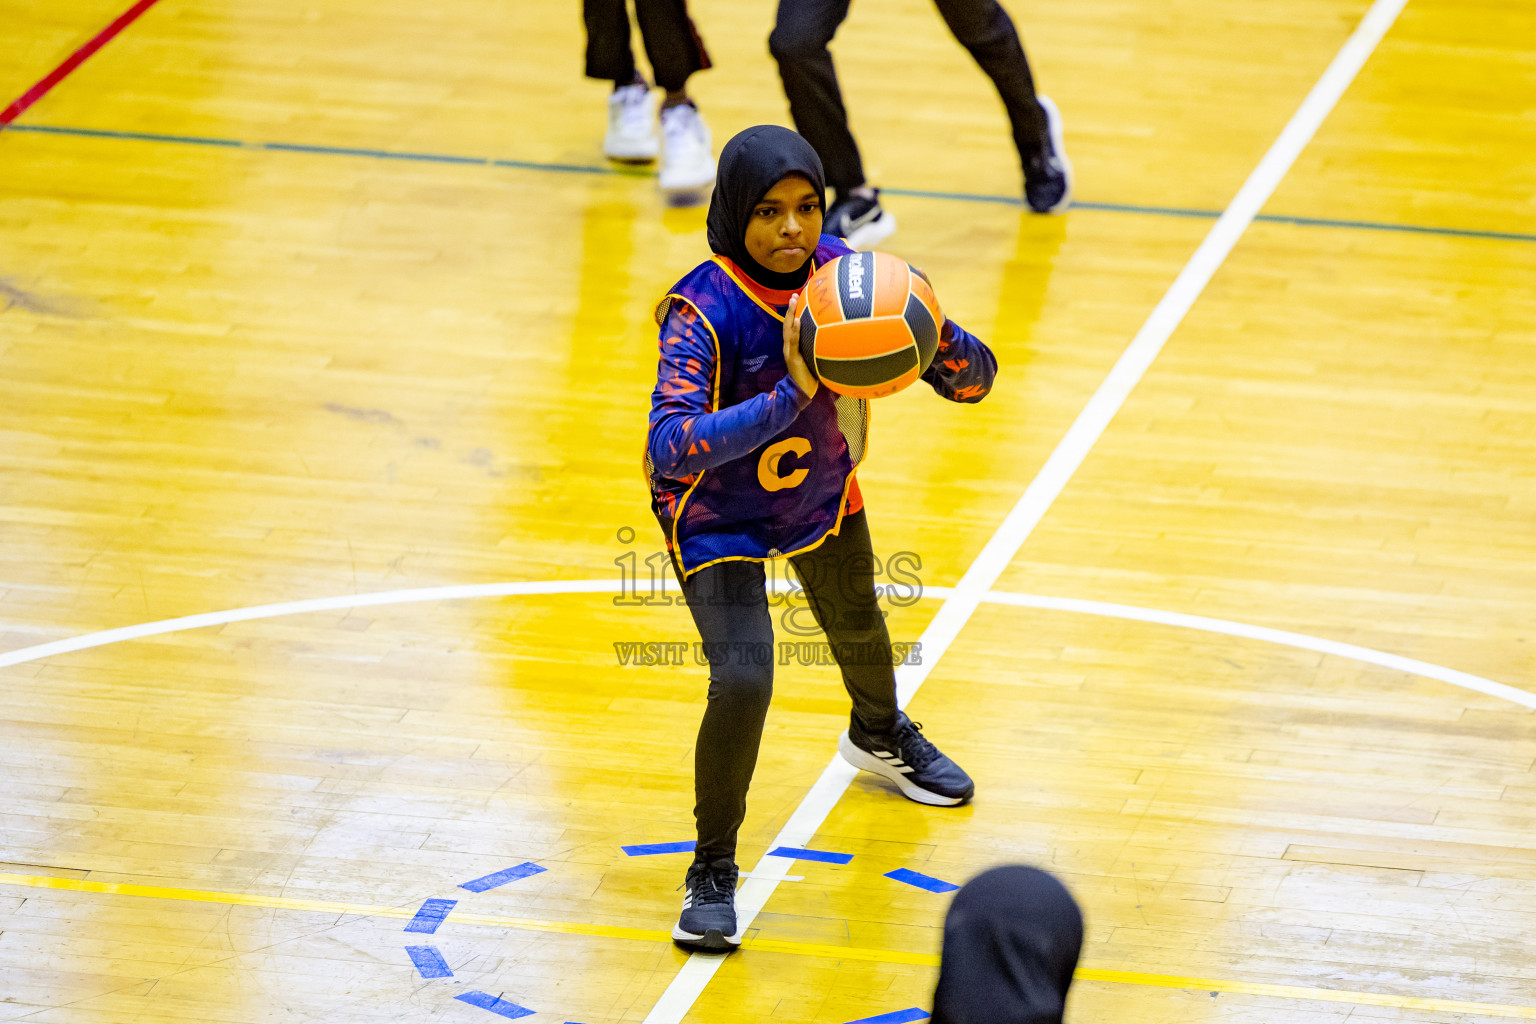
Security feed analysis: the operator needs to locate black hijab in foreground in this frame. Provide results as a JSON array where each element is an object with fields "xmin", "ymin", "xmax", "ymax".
[
  {"xmin": 706, "ymin": 124, "xmax": 827, "ymax": 291},
  {"xmin": 931, "ymin": 866, "xmax": 1084, "ymax": 1024}
]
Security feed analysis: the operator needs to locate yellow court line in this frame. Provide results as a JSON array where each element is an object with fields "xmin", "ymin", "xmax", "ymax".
[
  {"xmin": 0, "ymin": 872, "xmax": 673, "ymax": 944},
  {"xmin": 5, "ymin": 872, "xmax": 1535, "ymax": 1019},
  {"xmin": 1072, "ymin": 969, "xmax": 1536, "ymax": 1018}
]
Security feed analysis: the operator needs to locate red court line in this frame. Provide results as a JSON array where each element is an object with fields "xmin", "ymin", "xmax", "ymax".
[{"xmin": 1, "ymin": 0, "xmax": 165, "ymax": 126}]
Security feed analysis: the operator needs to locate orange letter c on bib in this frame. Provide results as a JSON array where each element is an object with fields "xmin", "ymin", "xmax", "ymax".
[{"xmin": 757, "ymin": 437, "xmax": 812, "ymax": 491}]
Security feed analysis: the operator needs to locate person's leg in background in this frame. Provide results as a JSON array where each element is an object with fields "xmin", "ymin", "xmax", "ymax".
[
  {"xmin": 769, "ymin": 0, "xmax": 898, "ymax": 248},
  {"xmin": 634, "ymin": 0, "xmax": 717, "ymax": 196},
  {"xmin": 583, "ymin": 0, "xmax": 716, "ymax": 199},
  {"xmin": 930, "ymin": 0, "xmax": 1072, "ymax": 212},
  {"xmin": 585, "ymin": 0, "xmax": 660, "ymax": 162}
]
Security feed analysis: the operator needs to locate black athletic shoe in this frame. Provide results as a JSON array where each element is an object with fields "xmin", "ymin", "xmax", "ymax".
[
  {"xmin": 1023, "ymin": 95, "xmax": 1072, "ymax": 214},
  {"xmin": 825, "ymin": 189, "xmax": 897, "ymax": 249},
  {"xmin": 671, "ymin": 857, "xmax": 742, "ymax": 952},
  {"xmin": 838, "ymin": 711, "xmax": 975, "ymax": 805}
]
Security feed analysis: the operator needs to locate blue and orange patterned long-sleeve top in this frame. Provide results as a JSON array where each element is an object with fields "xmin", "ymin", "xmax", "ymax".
[{"xmin": 647, "ymin": 235, "xmax": 997, "ymax": 575}]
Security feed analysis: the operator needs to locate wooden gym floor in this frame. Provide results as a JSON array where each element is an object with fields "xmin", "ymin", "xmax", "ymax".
[{"xmin": 2, "ymin": 0, "xmax": 1534, "ymax": 1021}]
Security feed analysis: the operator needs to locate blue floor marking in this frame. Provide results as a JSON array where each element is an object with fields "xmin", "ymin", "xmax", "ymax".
[
  {"xmin": 842, "ymin": 1009, "xmax": 930, "ymax": 1024},
  {"xmin": 490, "ymin": 156, "xmax": 617, "ymax": 176},
  {"xmin": 885, "ymin": 868, "xmax": 960, "ymax": 893},
  {"xmin": 8, "ymin": 123, "xmax": 244, "ymax": 148},
  {"xmin": 460, "ymin": 861, "xmax": 546, "ymax": 892},
  {"xmin": 1252, "ymin": 210, "xmax": 1536, "ymax": 243},
  {"xmin": 883, "ymin": 187, "xmax": 1222, "ymax": 221},
  {"xmin": 1072, "ymin": 198, "xmax": 1222, "ymax": 219},
  {"xmin": 622, "ymin": 840, "xmax": 696, "ymax": 856},
  {"xmin": 405, "ymin": 945, "xmax": 453, "ymax": 978},
  {"xmin": 768, "ymin": 846, "xmax": 853, "ymax": 864},
  {"xmin": 263, "ymin": 140, "xmax": 489, "ymax": 164},
  {"xmin": 455, "ymin": 991, "xmax": 536, "ymax": 1019},
  {"xmin": 6, "ymin": 122, "xmax": 1535, "ymax": 246},
  {"xmin": 403, "ymin": 898, "xmax": 457, "ymax": 934}
]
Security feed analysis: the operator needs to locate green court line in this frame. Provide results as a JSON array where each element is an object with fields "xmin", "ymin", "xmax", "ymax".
[{"xmin": 4, "ymin": 122, "xmax": 1534, "ymax": 245}]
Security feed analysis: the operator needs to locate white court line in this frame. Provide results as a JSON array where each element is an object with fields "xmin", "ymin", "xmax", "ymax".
[
  {"xmin": 2, "ymin": 578, "xmax": 1524, "ymax": 711},
  {"xmin": 0, "ymin": 580, "xmax": 617, "ymax": 670},
  {"xmin": 0, "ymin": 0, "xmax": 1424, "ymax": 1011},
  {"xmin": 641, "ymin": 0, "xmax": 1413, "ymax": 1017},
  {"xmin": 739, "ymin": 872, "xmax": 803, "ymax": 882},
  {"xmin": 0, "ymin": 7, "xmax": 1451, "ymax": 1013},
  {"xmin": 980, "ymin": 591, "xmax": 1536, "ymax": 711}
]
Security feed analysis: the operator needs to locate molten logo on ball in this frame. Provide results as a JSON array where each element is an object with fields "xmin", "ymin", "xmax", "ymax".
[
  {"xmin": 797, "ymin": 251, "xmax": 943, "ymax": 400},
  {"xmin": 846, "ymin": 253, "xmax": 866, "ymax": 301}
]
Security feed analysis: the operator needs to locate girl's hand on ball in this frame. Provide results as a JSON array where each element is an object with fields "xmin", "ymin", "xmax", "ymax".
[{"xmin": 783, "ymin": 292, "xmax": 819, "ymax": 400}]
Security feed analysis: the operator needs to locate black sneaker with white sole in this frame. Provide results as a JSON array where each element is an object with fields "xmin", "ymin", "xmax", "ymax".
[
  {"xmin": 838, "ymin": 711, "xmax": 975, "ymax": 806},
  {"xmin": 1023, "ymin": 95, "xmax": 1072, "ymax": 214},
  {"xmin": 824, "ymin": 188, "xmax": 897, "ymax": 249},
  {"xmin": 672, "ymin": 857, "xmax": 742, "ymax": 952}
]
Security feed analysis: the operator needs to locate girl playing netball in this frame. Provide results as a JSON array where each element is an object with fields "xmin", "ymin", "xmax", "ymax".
[{"xmin": 646, "ymin": 124, "xmax": 997, "ymax": 951}]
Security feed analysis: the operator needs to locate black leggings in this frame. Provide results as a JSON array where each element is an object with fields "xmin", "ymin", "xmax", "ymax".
[
  {"xmin": 674, "ymin": 510, "xmax": 900, "ymax": 864},
  {"xmin": 769, "ymin": 0, "xmax": 1046, "ymax": 194},
  {"xmin": 583, "ymin": 0, "xmax": 711, "ymax": 92}
]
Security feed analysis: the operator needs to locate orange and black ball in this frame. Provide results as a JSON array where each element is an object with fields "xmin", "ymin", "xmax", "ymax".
[{"xmin": 798, "ymin": 251, "xmax": 943, "ymax": 399}]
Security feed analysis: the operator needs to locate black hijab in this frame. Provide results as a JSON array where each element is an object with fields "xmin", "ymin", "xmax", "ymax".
[
  {"xmin": 706, "ymin": 124, "xmax": 827, "ymax": 291},
  {"xmin": 931, "ymin": 866, "xmax": 1084, "ymax": 1024}
]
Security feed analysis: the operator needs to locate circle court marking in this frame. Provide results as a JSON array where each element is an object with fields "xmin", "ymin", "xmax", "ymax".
[
  {"xmin": 3, "ymin": 576, "xmax": 1529, "ymax": 1019},
  {"xmin": 2, "ymin": 576, "xmax": 1527, "ymax": 708}
]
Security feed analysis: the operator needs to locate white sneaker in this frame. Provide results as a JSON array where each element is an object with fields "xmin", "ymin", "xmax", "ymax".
[
  {"xmin": 605, "ymin": 83, "xmax": 659, "ymax": 162},
  {"xmin": 658, "ymin": 103, "xmax": 716, "ymax": 201}
]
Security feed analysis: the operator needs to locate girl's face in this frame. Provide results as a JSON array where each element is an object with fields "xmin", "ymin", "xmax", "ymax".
[{"xmin": 744, "ymin": 175, "xmax": 823, "ymax": 276}]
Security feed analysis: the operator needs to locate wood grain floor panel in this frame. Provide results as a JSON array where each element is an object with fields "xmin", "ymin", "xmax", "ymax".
[{"xmin": 5, "ymin": 0, "xmax": 1535, "ymax": 1021}]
